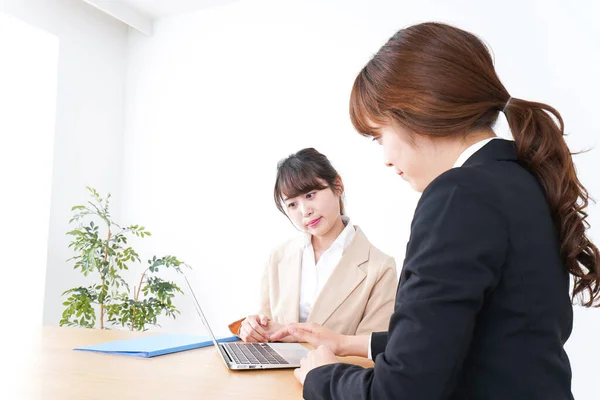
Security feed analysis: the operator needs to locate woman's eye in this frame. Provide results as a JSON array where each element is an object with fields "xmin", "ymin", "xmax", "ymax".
[
  {"xmin": 306, "ymin": 192, "xmax": 315, "ymax": 199},
  {"xmin": 287, "ymin": 202, "xmax": 296, "ymax": 208}
]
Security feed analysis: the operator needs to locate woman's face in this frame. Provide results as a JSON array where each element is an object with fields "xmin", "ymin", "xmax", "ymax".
[
  {"xmin": 374, "ymin": 124, "xmax": 457, "ymax": 192},
  {"xmin": 282, "ymin": 183, "xmax": 342, "ymax": 237}
]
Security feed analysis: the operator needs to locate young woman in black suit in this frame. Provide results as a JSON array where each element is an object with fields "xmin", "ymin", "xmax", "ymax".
[{"xmin": 271, "ymin": 22, "xmax": 599, "ymax": 400}]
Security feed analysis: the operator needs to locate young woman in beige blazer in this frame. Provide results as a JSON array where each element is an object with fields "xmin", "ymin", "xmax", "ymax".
[{"xmin": 229, "ymin": 148, "xmax": 397, "ymax": 342}]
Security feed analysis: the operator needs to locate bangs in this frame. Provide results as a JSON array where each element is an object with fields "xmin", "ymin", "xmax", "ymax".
[
  {"xmin": 275, "ymin": 161, "xmax": 329, "ymax": 203},
  {"xmin": 349, "ymin": 66, "xmax": 390, "ymax": 138}
]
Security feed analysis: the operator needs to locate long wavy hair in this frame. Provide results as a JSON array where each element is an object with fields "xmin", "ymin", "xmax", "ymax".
[{"xmin": 349, "ymin": 22, "xmax": 600, "ymax": 307}]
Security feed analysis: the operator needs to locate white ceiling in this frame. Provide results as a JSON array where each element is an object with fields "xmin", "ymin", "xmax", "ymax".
[
  {"xmin": 82, "ymin": 0, "xmax": 241, "ymax": 35},
  {"xmin": 96, "ymin": 0, "xmax": 240, "ymax": 19}
]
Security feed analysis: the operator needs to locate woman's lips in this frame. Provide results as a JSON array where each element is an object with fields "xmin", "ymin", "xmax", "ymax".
[{"xmin": 307, "ymin": 217, "xmax": 322, "ymax": 228}]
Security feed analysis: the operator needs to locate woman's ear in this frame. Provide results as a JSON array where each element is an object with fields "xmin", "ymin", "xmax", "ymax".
[{"xmin": 334, "ymin": 176, "xmax": 344, "ymax": 196}]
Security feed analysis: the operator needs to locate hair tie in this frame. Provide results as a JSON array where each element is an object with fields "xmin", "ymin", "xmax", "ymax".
[{"xmin": 503, "ymin": 96, "xmax": 512, "ymax": 113}]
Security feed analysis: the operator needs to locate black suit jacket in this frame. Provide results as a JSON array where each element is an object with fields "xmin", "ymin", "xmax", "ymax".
[{"xmin": 304, "ymin": 139, "xmax": 574, "ymax": 400}]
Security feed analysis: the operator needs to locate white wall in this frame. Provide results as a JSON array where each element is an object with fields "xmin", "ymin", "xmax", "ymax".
[
  {"xmin": 122, "ymin": 0, "xmax": 599, "ymax": 397},
  {"xmin": 0, "ymin": 13, "xmax": 58, "ymax": 396},
  {"xmin": 0, "ymin": 0, "xmax": 129, "ymax": 326}
]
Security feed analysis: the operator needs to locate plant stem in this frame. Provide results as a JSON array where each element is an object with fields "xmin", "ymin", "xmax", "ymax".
[
  {"xmin": 131, "ymin": 267, "xmax": 149, "ymax": 331},
  {"xmin": 100, "ymin": 228, "xmax": 112, "ymax": 329}
]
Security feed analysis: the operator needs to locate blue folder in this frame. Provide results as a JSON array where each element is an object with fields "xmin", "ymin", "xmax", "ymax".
[{"xmin": 74, "ymin": 333, "xmax": 239, "ymax": 358}]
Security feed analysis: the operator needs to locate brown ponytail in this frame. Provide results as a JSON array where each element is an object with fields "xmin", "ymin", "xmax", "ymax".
[
  {"xmin": 349, "ymin": 22, "xmax": 600, "ymax": 306},
  {"xmin": 504, "ymin": 98, "xmax": 600, "ymax": 306}
]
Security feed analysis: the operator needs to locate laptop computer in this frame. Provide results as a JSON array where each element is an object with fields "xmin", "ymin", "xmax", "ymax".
[{"xmin": 184, "ymin": 275, "xmax": 309, "ymax": 370}]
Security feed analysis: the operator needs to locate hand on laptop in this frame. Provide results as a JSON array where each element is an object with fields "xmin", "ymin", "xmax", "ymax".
[
  {"xmin": 293, "ymin": 345, "xmax": 338, "ymax": 385},
  {"xmin": 269, "ymin": 322, "xmax": 344, "ymax": 355},
  {"xmin": 239, "ymin": 315, "xmax": 297, "ymax": 343}
]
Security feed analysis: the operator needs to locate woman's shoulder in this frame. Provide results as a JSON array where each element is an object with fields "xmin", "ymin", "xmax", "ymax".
[
  {"xmin": 352, "ymin": 227, "xmax": 395, "ymax": 268},
  {"xmin": 267, "ymin": 237, "xmax": 302, "ymax": 263},
  {"xmin": 418, "ymin": 166, "xmax": 507, "ymax": 219},
  {"xmin": 413, "ymin": 167, "xmax": 509, "ymax": 236},
  {"xmin": 425, "ymin": 166, "xmax": 498, "ymax": 197}
]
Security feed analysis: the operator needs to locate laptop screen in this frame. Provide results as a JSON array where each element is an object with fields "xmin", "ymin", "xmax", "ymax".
[{"xmin": 183, "ymin": 275, "xmax": 222, "ymax": 348}]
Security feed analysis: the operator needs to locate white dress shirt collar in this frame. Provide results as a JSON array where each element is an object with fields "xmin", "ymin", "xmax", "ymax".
[
  {"xmin": 302, "ymin": 215, "xmax": 355, "ymax": 250},
  {"xmin": 452, "ymin": 137, "xmax": 500, "ymax": 168}
]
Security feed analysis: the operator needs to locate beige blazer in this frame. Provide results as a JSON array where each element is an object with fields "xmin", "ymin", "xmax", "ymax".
[{"xmin": 229, "ymin": 227, "xmax": 397, "ymax": 336}]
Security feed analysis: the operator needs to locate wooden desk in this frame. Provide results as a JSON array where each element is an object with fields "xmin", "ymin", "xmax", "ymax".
[{"xmin": 7, "ymin": 326, "xmax": 373, "ymax": 399}]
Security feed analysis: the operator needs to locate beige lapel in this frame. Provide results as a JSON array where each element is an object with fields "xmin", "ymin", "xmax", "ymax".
[
  {"xmin": 307, "ymin": 227, "xmax": 369, "ymax": 326},
  {"xmin": 277, "ymin": 243, "xmax": 302, "ymax": 323}
]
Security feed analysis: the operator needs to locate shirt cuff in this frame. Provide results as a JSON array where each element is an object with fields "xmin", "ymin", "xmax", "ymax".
[{"xmin": 368, "ymin": 333, "xmax": 373, "ymax": 360}]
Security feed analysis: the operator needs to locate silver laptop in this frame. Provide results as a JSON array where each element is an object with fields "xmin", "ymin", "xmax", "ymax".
[{"xmin": 184, "ymin": 276, "xmax": 309, "ymax": 370}]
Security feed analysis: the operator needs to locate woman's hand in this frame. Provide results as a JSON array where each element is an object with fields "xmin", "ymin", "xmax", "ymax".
[
  {"xmin": 239, "ymin": 315, "xmax": 270, "ymax": 342},
  {"xmin": 239, "ymin": 316, "xmax": 298, "ymax": 343},
  {"xmin": 293, "ymin": 345, "xmax": 338, "ymax": 385},
  {"xmin": 269, "ymin": 322, "xmax": 345, "ymax": 354}
]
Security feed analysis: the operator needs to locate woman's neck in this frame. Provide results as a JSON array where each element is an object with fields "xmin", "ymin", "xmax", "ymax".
[
  {"xmin": 448, "ymin": 128, "xmax": 497, "ymax": 166},
  {"xmin": 311, "ymin": 216, "xmax": 346, "ymax": 253}
]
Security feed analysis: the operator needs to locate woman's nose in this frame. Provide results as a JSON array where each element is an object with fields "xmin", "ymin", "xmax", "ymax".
[{"xmin": 299, "ymin": 203, "xmax": 313, "ymax": 217}]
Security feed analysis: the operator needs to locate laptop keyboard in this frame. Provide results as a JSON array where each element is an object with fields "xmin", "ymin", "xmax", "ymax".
[{"xmin": 224, "ymin": 342, "xmax": 289, "ymax": 365}]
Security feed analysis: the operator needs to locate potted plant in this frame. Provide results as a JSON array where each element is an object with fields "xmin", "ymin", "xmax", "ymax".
[{"xmin": 60, "ymin": 187, "xmax": 189, "ymax": 331}]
